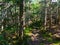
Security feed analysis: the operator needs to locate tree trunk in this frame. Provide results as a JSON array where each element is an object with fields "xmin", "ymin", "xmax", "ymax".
[{"xmin": 18, "ymin": 0, "xmax": 24, "ymax": 45}]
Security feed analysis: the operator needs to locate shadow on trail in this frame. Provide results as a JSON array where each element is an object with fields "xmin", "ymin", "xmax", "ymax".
[{"xmin": 24, "ymin": 29, "xmax": 60, "ymax": 45}]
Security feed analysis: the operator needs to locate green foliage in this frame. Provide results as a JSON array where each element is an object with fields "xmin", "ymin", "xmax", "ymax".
[
  {"xmin": 0, "ymin": 34, "xmax": 4, "ymax": 41},
  {"xmin": 0, "ymin": 0, "xmax": 60, "ymax": 45},
  {"xmin": 24, "ymin": 27, "xmax": 32, "ymax": 33}
]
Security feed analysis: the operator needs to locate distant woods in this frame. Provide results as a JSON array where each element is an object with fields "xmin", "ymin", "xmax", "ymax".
[{"xmin": 0, "ymin": 0, "xmax": 60, "ymax": 45}]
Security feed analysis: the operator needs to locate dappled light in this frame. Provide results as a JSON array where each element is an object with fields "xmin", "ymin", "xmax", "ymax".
[{"xmin": 0, "ymin": 0, "xmax": 60, "ymax": 45}]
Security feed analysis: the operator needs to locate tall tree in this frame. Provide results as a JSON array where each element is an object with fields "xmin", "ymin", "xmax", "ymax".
[{"xmin": 18, "ymin": 0, "xmax": 24, "ymax": 45}]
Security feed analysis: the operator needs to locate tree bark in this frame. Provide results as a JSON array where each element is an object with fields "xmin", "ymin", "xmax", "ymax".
[{"xmin": 18, "ymin": 0, "xmax": 24, "ymax": 45}]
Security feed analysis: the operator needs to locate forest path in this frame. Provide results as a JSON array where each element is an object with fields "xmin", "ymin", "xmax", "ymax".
[
  {"xmin": 27, "ymin": 29, "xmax": 52, "ymax": 45},
  {"xmin": 28, "ymin": 30, "xmax": 60, "ymax": 45}
]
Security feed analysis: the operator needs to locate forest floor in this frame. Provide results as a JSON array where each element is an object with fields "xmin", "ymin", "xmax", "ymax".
[{"xmin": 25, "ymin": 29, "xmax": 60, "ymax": 45}]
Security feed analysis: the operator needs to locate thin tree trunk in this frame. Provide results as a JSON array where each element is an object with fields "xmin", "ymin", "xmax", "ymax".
[
  {"xmin": 45, "ymin": 0, "xmax": 47, "ymax": 30},
  {"xmin": 18, "ymin": 0, "xmax": 24, "ymax": 45}
]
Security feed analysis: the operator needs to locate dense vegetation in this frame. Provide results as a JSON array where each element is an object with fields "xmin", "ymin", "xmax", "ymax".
[{"xmin": 0, "ymin": 0, "xmax": 60, "ymax": 45}]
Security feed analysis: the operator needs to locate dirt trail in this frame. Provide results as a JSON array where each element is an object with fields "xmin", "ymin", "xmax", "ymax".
[
  {"xmin": 27, "ymin": 29, "xmax": 52, "ymax": 45},
  {"xmin": 27, "ymin": 28, "xmax": 60, "ymax": 45}
]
